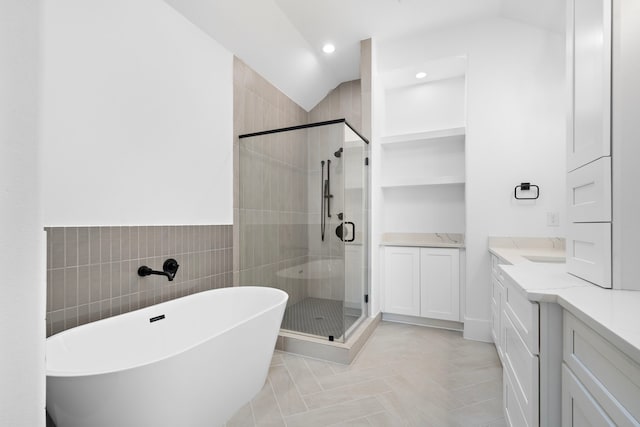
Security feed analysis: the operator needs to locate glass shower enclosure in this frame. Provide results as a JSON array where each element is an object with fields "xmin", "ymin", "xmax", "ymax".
[{"xmin": 238, "ymin": 119, "xmax": 369, "ymax": 343}]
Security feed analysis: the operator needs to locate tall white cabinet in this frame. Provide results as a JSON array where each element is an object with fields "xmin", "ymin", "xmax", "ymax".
[
  {"xmin": 566, "ymin": 0, "xmax": 640, "ymax": 290},
  {"xmin": 567, "ymin": 0, "xmax": 611, "ymax": 172}
]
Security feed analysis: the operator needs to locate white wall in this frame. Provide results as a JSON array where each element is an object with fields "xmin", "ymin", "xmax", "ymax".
[
  {"xmin": 376, "ymin": 18, "xmax": 566, "ymax": 341},
  {"xmin": 42, "ymin": 0, "xmax": 233, "ymax": 226},
  {"xmin": 0, "ymin": 1, "xmax": 45, "ymax": 425},
  {"xmin": 384, "ymin": 76, "xmax": 466, "ymax": 135}
]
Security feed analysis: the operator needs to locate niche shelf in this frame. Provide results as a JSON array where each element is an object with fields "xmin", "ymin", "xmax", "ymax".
[
  {"xmin": 381, "ymin": 126, "xmax": 466, "ymax": 147},
  {"xmin": 381, "ymin": 175, "xmax": 465, "ymax": 189}
]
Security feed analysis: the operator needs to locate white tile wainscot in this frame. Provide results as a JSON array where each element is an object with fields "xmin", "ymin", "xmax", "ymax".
[{"xmin": 490, "ymin": 244, "xmax": 640, "ymax": 427}]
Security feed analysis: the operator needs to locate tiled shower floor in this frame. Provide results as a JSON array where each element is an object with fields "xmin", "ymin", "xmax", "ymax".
[{"xmin": 280, "ymin": 297, "xmax": 360, "ymax": 340}]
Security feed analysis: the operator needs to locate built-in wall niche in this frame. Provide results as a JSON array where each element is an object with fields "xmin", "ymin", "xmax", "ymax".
[
  {"xmin": 378, "ymin": 56, "xmax": 467, "ymax": 236},
  {"xmin": 383, "ymin": 185, "xmax": 465, "ymax": 233},
  {"xmin": 381, "ymin": 128, "xmax": 465, "ymax": 188}
]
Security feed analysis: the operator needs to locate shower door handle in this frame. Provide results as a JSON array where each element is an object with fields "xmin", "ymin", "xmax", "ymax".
[
  {"xmin": 335, "ymin": 222, "xmax": 355, "ymax": 242},
  {"xmin": 344, "ymin": 222, "xmax": 355, "ymax": 242}
]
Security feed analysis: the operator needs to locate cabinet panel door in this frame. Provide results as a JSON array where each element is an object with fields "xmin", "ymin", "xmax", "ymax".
[
  {"xmin": 567, "ymin": 157, "xmax": 612, "ymax": 222},
  {"xmin": 567, "ymin": 0, "xmax": 612, "ymax": 171},
  {"xmin": 383, "ymin": 247, "xmax": 420, "ymax": 316},
  {"xmin": 491, "ymin": 275, "xmax": 504, "ymax": 361},
  {"xmin": 563, "ymin": 312, "xmax": 640, "ymax": 425},
  {"xmin": 503, "ymin": 311, "xmax": 539, "ymax": 427},
  {"xmin": 504, "ymin": 369, "xmax": 530, "ymax": 427},
  {"xmin": 566, "ymin": 222, "xmax": 612, "ymax": 288},
  {"xmin": 562, "ymin": 365, "xmax": 616, "ymax": 427},
  {"xmin": 504, "ymin": 278, "xmax": 540, "ymax": 355},
  {"xmin": 419, "ymin": 248, "xmax": 459, "ymax": 321}
]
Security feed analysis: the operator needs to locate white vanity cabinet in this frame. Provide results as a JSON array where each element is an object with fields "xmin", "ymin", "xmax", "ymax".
[
  {"xmin": 562, "ymin": 312, "xmax": 640, "ymax": 427},
  {"xmin": 383, "ymin": 246, "xmax": 460, "ymax": 322},
  {"xmin": 490, "ymin": 254, "xmax": 506, "ymax": 361},
  {"xmin": 501, "ymin": 274, "xmax": 540, "ymax": 427},
  {"xmin": 498, "ymin": 268, "xmax": 563, "ymax": 427}
]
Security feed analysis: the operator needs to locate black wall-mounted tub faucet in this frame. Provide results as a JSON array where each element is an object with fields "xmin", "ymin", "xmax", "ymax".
[{"xmin": 138, "ymin": 258, "xmax": 180, "ymax": 281}]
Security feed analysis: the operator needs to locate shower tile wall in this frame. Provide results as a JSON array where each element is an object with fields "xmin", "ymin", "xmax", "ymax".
[
  {"xmin": 239, "ymin": 132, "xmax": 309, "ymax": 306},
  {"xmin": 233, "ymin": 57, "xmax": 310, "ymax": 306},
  {"xmin": 309, "ymin": 79, "xmax": 362, "ymax": 134},
  {"xmin": 45, "ymin": 225, "xmax": 232, "ymax": 337}
]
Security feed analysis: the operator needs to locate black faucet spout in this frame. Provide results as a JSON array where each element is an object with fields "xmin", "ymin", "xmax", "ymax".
[{"xmin": 138, "ymin": 258, "xmax": 180, "ymax": 281}]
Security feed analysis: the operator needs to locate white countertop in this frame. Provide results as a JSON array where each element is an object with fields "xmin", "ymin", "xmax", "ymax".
[
  {"xmin": 491, "ymin": 245, "xmax": 640, "ymax": 364},
  {"xmin": 556, "ymin": 286, "xmax": 640, "ymax": 364},
  {"xmin": 499, "ymin": 262, "xmax": 588, "ymax": 302},
  {"xmin": 381, "ymin": 232, "xmax": 465, "ymax": 248},
  {"xmin": 489, "ymin": 246, "xmax": 565, "ymax": 266}
]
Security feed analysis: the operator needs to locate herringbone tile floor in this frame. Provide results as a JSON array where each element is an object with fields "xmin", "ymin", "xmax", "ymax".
[{"xmin": 226, "ymin": 321, "xmax": 506, "ymax": 427}]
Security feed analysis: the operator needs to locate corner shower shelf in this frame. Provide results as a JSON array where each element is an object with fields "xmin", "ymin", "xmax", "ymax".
[
  {"xmin": 380, "ymin": 126, "xmax": 465, "ymax": 147},
  {"xmin": 381, "ymin": 176, "xmax": 465, "ymax": 188}
]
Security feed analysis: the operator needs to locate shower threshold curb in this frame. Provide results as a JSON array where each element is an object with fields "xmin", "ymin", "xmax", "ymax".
[{"xmin": 275, "ymin": 313, "xmax": 381, "ymax": 364}]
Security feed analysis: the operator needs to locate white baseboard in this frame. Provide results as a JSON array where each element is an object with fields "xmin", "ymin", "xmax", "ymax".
[
  {"xmin": 463, "ymin": 316, "xmax": 492, "ymax": 342},
  {"xmin": 382, "ymin": 313, "xmax": 463, "ymax": 332}
]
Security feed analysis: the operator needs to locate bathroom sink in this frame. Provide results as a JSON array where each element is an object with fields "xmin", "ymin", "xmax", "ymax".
[{"xmin": 523, "ymin": 255, "xmax": 566, "ymax": 263}]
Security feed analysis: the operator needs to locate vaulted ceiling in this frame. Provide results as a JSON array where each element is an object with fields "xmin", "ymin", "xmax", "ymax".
[{"xmin": 164, "ymin": 0, "xmax": 564, "ymax": 111}]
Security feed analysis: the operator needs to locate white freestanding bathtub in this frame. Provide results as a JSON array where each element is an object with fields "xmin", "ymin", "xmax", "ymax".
[{"xmin": 46, "ymin": 286, "xmax": 288, "ymax": 427}]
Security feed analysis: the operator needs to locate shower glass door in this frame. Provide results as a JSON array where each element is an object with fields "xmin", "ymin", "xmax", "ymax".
[
  {"xmin": 341, "ymin": 125, "xmax": 368, "ymax": 341},
  {"xmin": 238, "ymin": 120, "xmax": 368, "ymax": 343}
]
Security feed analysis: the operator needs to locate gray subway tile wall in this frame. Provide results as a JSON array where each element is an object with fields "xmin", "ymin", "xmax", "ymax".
[
  {"xmin": 233, "ymin": 57, "xmax": 311, "ymax": 307},
  {"xmin": 46, "ymin": 225, "xmax": 233, "ymax": 337}
]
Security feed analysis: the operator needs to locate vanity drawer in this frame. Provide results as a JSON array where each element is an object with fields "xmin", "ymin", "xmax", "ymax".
[
  {"xmin": 503, "ymin": 311, "xmax": 539, "ymax": 427},
  {"xmin": 491, "ymin": 277, "xmax": 504, "ymax": 360},
  {"xmin": 504, "ymin": 369, "xmax": 530, "ymax": 427},
  {"xmin": 492, "ymin": 307, "xmax": 503, "ymax": 362},
  {"xmin": 491, "ymin": 275, "xmax": 503, "ymax": 307},
  {"xmin": 502, "ymin": 273, "xmax": 539, "ymax": 354},
  {"xmin": 567, "ymin": 157, "xmax": 612, "ymax": 223},
  {"xmin": 566, "ymin": 222, "xmax": 611, "ymax": 288},
  {"xmin": 491, "ymin": 254, "xmax": 505, "ymax": 281},
  {"xmin": 562, "ymin": 364, "xmax": 615, "ymax": 427},
  {"xmin": 564, "ymin": 312, "xmax": 640, "ymax": 426}
]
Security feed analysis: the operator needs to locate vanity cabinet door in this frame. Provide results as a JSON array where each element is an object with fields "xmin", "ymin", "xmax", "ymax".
[
  {"xmin": 562, "ymin": 364, "xmax": 616, "ymax": 427},
  {"xmin": 383, "ymin": 247, "xmax": 420, "ymax": 316},
  {"xmin": 491, "ymin": 276, "xmax": 504, "ymax": 360},
  {"xmin": 419, "ymin": 248, "xmax": 460, "ymax": 322},
  {"xmin": 563, "ymin": 312, "xmax": 640, "ymax": 425}
]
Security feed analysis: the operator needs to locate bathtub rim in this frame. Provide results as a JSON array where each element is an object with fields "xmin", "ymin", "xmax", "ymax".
[{"xmin": 46, "ymin": 286, "xmax": 288, "ymax": 378}]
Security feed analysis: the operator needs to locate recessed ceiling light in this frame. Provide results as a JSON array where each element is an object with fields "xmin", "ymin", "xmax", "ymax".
[
  {"xmin": 415, "ymin": 72, "xmax": 427, "ymax": 79},
  {"xmin": 322, "ymin": 43, "xmax": 335, "ymax": 54}
]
